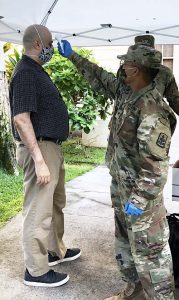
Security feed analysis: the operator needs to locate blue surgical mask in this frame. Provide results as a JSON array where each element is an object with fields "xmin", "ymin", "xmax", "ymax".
[{"xmin": 33, "ymin": 25, "xmax": 54, "ymax": 63}]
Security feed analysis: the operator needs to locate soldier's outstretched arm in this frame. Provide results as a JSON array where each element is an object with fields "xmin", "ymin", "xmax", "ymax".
[
  {"xmin": 130, "ymin": 96, "xmax": 176, "ymax": 210},
  {"xmin": 58, "ymin": 40, "xmax": 117, "ymax": 99}
]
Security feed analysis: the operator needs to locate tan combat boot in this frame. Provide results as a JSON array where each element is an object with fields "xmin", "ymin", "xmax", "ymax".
[{"xmin": 104, "ymin": 282, "xmax": 145, "ymax": 300}]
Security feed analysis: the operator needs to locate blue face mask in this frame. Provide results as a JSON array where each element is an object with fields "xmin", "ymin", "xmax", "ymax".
[
  {"xmin": 39, "ymin": 46, "xmax": 54, "ymax": 63},
  {"xmin": 33, "ymin": 25, "xmax": 54, "ymax": 63}
]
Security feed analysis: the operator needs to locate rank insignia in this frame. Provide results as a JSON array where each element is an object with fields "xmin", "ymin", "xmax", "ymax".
[{"xmin": 156, "ymin": 133, "xmax": 168, "ymax": 148}]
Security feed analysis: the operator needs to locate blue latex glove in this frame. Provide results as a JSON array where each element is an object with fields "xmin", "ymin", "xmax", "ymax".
[
  {"xmin": 124, "ymin": 201, "xmax": 144, "ymax": 216},
  {"xmin": 57, "ymin": 40, "xmax": 72, "ymax": 58}
]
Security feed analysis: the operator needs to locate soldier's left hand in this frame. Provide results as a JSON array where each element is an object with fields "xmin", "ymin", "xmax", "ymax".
[{"xmin": 124, "ymin": 201, "xmax": 144, "ymax": 216}]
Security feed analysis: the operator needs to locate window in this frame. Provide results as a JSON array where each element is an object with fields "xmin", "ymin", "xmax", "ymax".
[{"xmin": 155, "ymin": 45, "xmax": 173, "ymax": 71}]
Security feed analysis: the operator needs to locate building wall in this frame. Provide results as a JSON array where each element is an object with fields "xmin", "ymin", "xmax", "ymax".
[
  {"xmin": 173, "ymin": 45, "xmax": 179, "ymax": 85},
  {"xmin": 87, "ymin": 45, "xmax": 179, "ymax": 86},
  {"xmin": 86, "ymin": 46, "xmax": 128, "ymax": 74}
]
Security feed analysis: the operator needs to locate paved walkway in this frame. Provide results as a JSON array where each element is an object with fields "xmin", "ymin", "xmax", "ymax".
[{"xmin": 0, "ymin": 166, "xmax": 122, "ymax": 300}]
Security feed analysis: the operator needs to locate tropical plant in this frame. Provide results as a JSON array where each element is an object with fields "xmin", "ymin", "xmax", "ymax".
[
  {"xmin": 45, "ymin": 48, "xmax": 111, "ymax": 133},
  {"xmin": 0, "ymin": 72, "xmax": 17, "ymax": 174},
  {"xmin": 0, "ymin": 43, "xmax": 21, "ymax": 174},
  {"xmin": 5, "ymin": 47, "xmax": 21, "ymax": 81}
]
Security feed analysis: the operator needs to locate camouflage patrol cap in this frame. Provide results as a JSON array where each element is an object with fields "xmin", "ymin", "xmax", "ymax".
[
  {"xmin": 134, "ymin": 34, "xmax": 155, "ymax": 48},
  {"xmin": 117, "ymin": 44, "xmax": 162, "ymax": 69}
]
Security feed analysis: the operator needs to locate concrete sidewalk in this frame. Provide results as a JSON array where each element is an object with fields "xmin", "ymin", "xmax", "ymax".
[{"xmin": 0, "ymin": 166, "xmax": 122, "ymax": 300}]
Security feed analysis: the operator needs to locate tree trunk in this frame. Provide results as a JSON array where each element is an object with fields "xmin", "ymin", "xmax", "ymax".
[{"xmin": 0, "ymin": 71, "xmax": 17, "ymax": 174}]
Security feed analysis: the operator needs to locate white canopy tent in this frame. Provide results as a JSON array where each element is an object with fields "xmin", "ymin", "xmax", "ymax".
[
  {"xmin": 1, "ymin": 0, "xmax": 179, "ymax": 213},
  {"xmin": 1, "ymin": 0, "xmax": 179, "ymax": 46}
]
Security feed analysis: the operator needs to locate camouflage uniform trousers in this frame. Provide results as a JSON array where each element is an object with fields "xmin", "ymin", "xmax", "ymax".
[{"xmin": 111, "ymin": 178, "xmax": 175, "ymax": 300}]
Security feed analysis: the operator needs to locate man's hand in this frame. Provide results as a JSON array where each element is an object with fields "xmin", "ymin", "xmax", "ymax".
[
  {"xmin": 124, "ymin": 201, "xmax": 144, "ymax": 216},
  {"xmin": 57, "ymin": 40, "xmax": 72, "ymax": 58},
  {"xmin": 14, "ymin": 112, "xmax": 51, "ymax": 186},
  {"xmin": 35, "ymin": 160, "xmax": 50, "ymax": 185}
]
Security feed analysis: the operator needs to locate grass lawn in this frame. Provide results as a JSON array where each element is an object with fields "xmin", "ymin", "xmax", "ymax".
[{"xmin": 0, "ymin": 139, "xmax": 105, "ymax": 226}]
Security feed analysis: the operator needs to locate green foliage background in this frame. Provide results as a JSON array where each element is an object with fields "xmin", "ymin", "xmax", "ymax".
[{"xmin": 45, "ymin": 48, "xmax": 111, "ymax": 133}]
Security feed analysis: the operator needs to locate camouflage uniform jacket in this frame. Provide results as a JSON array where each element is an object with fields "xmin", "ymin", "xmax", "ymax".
[
  {"xmin": 155, "ymin": 64, "xmax": 179, "ymax": 114},
  {"xmin": 70, "ymin": 52, "xmax": 176, "ymax": 210}
]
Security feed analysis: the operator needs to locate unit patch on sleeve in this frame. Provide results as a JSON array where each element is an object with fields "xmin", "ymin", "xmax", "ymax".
[{"xmin": 156, "ymin": 133, "xmax": 168, "ymax": 148}]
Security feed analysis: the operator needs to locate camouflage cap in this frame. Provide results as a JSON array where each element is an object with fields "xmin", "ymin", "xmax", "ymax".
[
  {"xmin": 117, "ymin": 44, "xmax": 162, "ymax": 69},
  {"xmin": 134, "ymin": 34, "xmax": 155, "ymax": 48}
]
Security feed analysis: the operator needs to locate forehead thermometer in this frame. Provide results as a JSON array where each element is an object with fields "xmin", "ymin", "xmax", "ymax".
[{"xmin": 55, "ymin": 33, "xmax": 64, "ymax": 53}]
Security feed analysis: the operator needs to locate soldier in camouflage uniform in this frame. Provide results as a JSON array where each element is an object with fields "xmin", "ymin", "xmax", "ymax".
[
  {"xmin": 135, "ymin": 35, "xmax": 179, "ymax": 114},
  {"xmin": 108, "ymin": 34, "xmax": 179, "ymax": 138},
  {"xmin": 58, "ymin": 41, "xmax": 177, "ymax": 299}
]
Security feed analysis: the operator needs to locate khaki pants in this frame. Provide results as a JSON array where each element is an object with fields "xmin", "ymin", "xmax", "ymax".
[{"xmin": 16, "ymin": 141, "xmax": 66, "ymax": 276}]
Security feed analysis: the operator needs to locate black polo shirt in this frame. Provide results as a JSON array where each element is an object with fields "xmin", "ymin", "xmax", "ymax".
[{"xmin": 9, "ymin": 55, "xmax": 69, "ymax": 141}]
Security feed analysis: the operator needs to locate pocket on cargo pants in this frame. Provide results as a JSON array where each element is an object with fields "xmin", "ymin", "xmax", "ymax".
[
  {"xmin": 16, "ymin": 145, "xmax": 25, "ymax": 169},
  {"xmin": 131, "ymin": 217, "xmax": 174, "ymax": 298},
  {"xmin": 150, "ymin": 268, "xmax": 174, "ymax": 298},
  {"xmin": 132, "ymin": 217, "xmax": 169, "ymax": 259}
]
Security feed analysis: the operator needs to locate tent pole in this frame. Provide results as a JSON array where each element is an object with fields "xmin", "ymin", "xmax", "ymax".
[{"xmin": 41, "ymin": 0, "xmax": 59, "ymax": 25}]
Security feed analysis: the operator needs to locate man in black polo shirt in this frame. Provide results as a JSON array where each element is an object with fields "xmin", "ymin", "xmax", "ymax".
[{"xmin": 9, "ymin": 24, "xmax": 81, "ymax": 287}]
